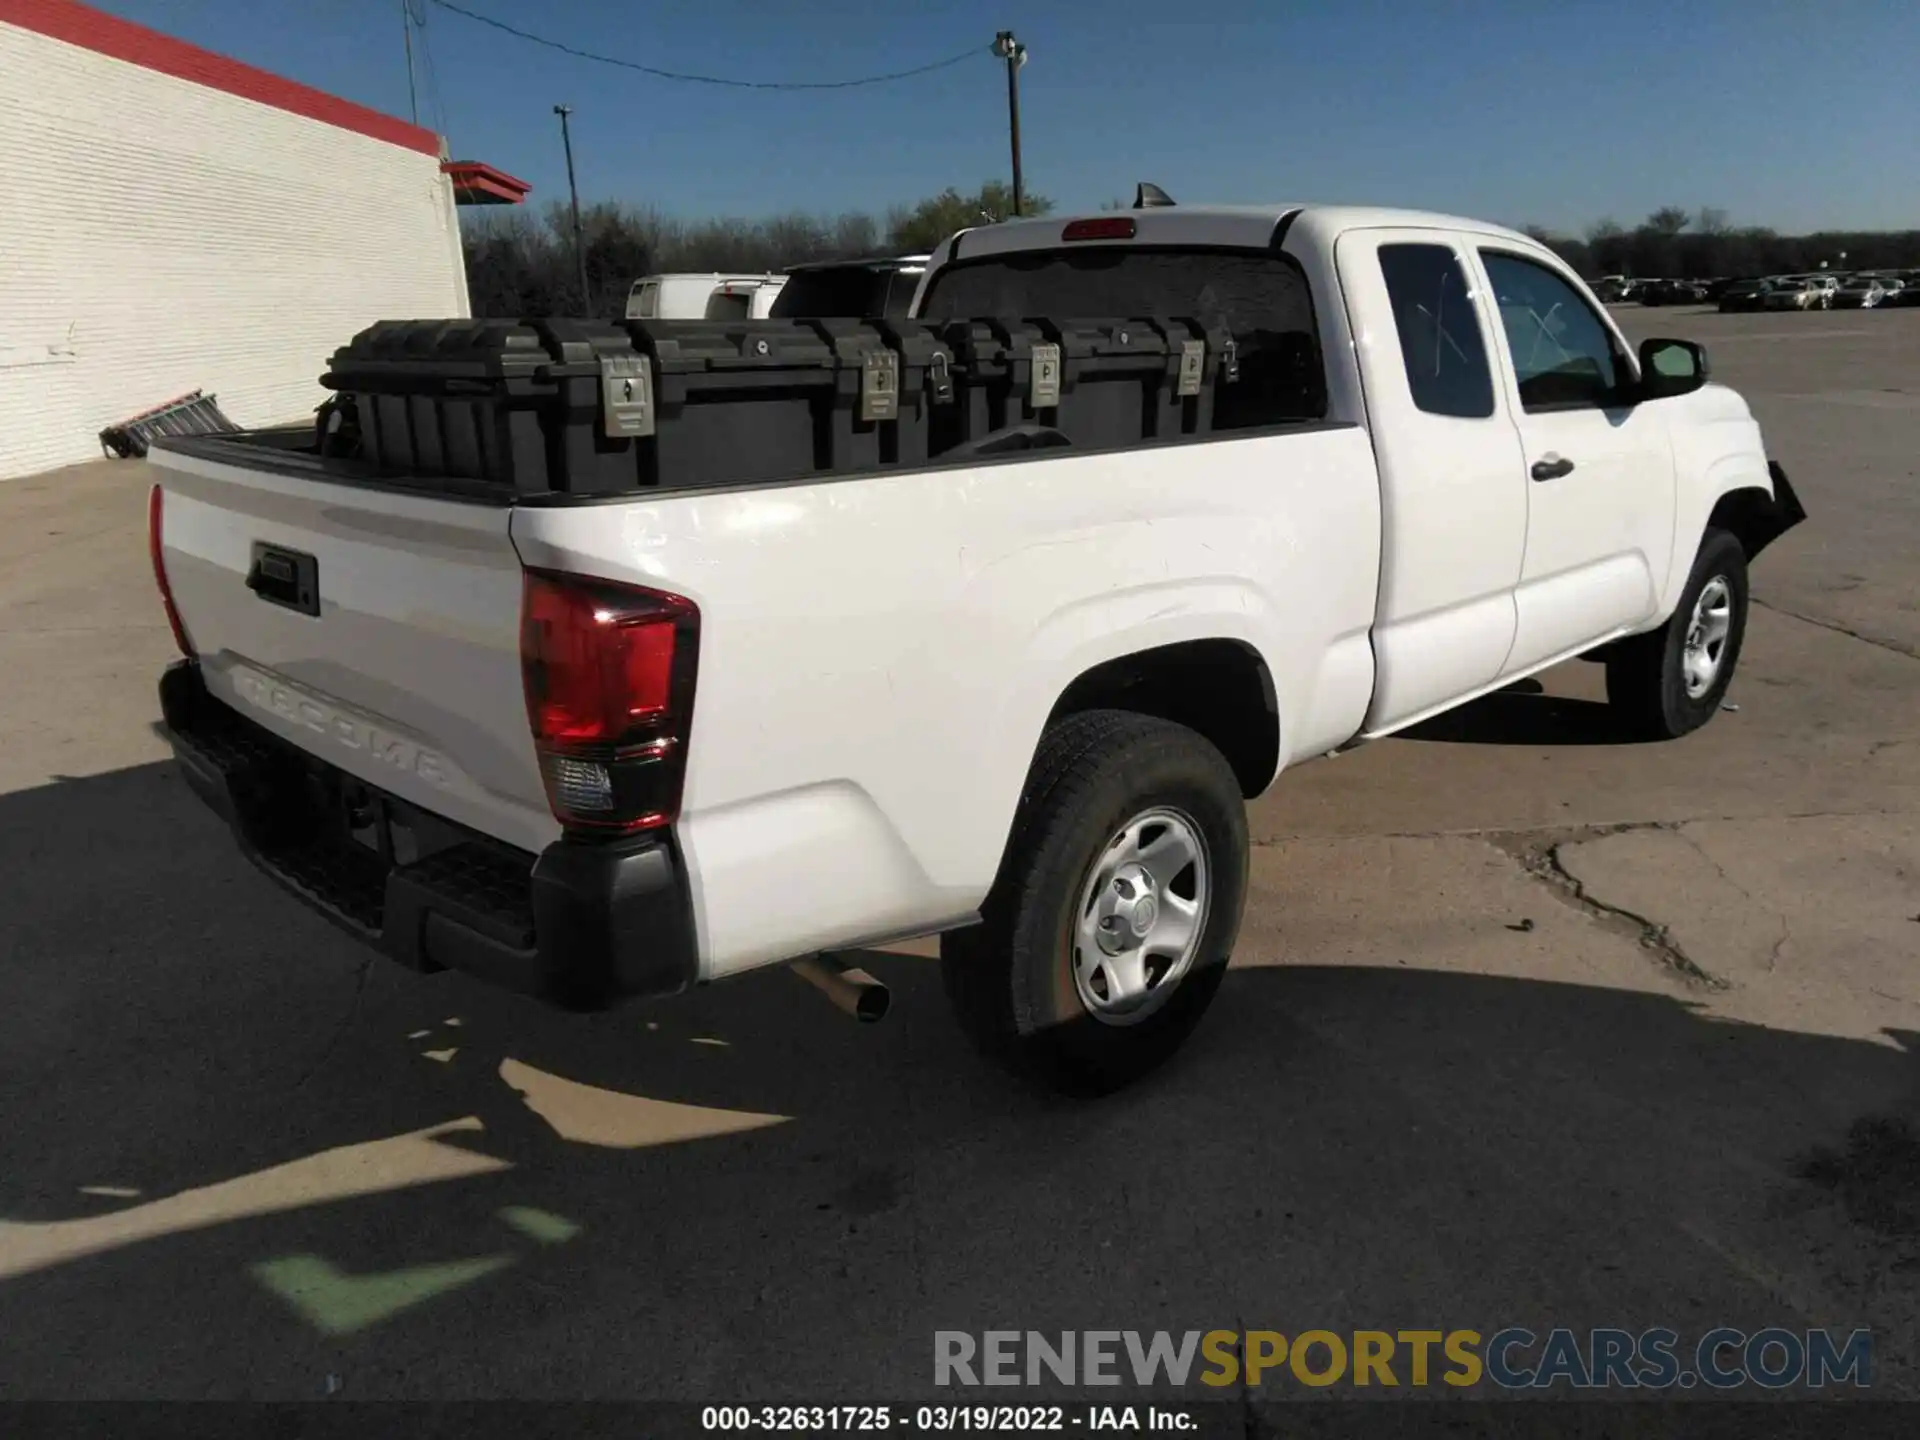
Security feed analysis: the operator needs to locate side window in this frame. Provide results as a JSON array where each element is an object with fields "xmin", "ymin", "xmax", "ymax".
[
  {"xmin": 1377, "ymin": 243, "xmax": 1495, "ymax": 419},
  {"xmin": 635, "ymin": 283, "xmax": 659, "ymax": 319},
  {"xmin": 1478, "ymin": 252, "xmax": 1624, "ymax": 411}
]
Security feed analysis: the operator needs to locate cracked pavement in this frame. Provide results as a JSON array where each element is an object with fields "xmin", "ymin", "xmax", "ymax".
[{"xmin": 1, "ymin": 307, "xmax": 1917, "ymax": 1400}]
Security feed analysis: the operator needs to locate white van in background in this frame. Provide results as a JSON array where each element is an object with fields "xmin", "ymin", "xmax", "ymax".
[
  {"xmin": 625, "ymin": 273, "xmax": 784, "ymax": 320},
  {"xmin": 701, "ymin": 275, "xmax": 788, "ymax": 319}
]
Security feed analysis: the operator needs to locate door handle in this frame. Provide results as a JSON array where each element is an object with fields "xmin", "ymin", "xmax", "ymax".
[{"xmin": 1531, "ymin": 454, "xmax": 1575, "ymax": 481}]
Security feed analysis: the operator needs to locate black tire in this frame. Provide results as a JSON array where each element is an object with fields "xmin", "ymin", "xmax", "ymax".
[
  {"xmin": 941, "ymin": 709, "xmax": 1249, "ymax": 1096},
  {"xmin": 1605, "ymin": 528, "xmax": 1749, "ymax": 739}
]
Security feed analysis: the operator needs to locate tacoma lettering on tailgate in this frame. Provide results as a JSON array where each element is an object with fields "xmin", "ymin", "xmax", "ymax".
[{"xmin": 231, "ymin": 670, "xmax": 451, "ymax": 788}]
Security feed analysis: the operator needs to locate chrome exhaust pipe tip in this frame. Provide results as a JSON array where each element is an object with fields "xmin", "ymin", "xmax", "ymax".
[{"xmin": 790, "ymin": 953, "xmax": 890, "ymax": 1023}]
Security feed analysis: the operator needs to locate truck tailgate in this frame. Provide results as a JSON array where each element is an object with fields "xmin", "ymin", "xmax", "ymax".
[{"xmin": 152, "ymin": 442, "xmax": 554, "ymax": 856}]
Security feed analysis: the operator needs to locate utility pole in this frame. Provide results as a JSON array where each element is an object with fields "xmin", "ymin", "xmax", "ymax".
[
  {"xmin": 401, "ymin": 0, "xmax": 418, "ymax": 126},
  {"xmin": 992, "ymin": 31, "xmax": 1027, "ymax": 217},
  {"xmin": 553, "ymin": 105, "xmax": 590, "ymax": 315}
]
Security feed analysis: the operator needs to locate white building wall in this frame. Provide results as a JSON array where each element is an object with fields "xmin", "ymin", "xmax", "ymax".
[{"xmin": 0, "ymin": 20, "xmax": 470, "ymax": 480}]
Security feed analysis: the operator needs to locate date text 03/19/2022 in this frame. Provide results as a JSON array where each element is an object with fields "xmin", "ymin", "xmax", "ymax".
[{"xmin": 701, "ymin": 1405, "xmax": 1192, "ymax": 1432}]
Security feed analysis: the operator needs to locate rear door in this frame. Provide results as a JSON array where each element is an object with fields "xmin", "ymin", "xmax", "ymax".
[
  {"xmin": 1334, "ymin": 228, "xmax": 1529, "ymax": 732},
  {"xmin": 1471, "ymin": 247, "xmax": 1676, "ymax": 673},
  {"xmin": 703, "ymin": 284, "xmax": 754, "ymax": 320},
  {"xmin": 749, "ymin": 280, "xmax": 786, "ymax": 317}
]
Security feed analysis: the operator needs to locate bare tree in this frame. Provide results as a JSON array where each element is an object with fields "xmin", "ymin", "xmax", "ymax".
[{"xmin": 1646, "ymin": 207, "xmax": 1692, "ymax": 236}]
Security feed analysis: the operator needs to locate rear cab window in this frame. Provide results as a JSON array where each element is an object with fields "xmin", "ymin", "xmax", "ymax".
[
  {"xmin": 1376, "ymin": 243, "xmax": 1495, "ymax": 419},
  {"xmin": 915, "ymin": 246, "xmax": 1326, "ymax": 429}
]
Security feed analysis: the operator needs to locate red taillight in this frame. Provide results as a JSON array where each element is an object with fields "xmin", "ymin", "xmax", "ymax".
[
  {"xmin": 1062, "ymin": 216, "xmax": 1136, "ymax": 242},
  {"xmin": 520, "ymin": 570, "xmax": 699, "ymax": 834},
  {"xmin": 147, "ymin": 484, "xmax": 195, "ymax": 658}
]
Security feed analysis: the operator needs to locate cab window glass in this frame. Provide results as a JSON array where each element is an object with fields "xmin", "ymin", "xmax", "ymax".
[
  {"xmin": 1377, "ymin": 244, "xmax": 1494, "ymax": 419},
  {"xmin": 1479, "ymin": 251, "xmax": 1624, "ymax": 410}
]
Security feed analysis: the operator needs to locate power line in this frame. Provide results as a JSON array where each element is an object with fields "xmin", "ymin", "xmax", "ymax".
[
  {"xmin": 426, "ymin": 0, "xmax": 985, "ymax": 90},
  {"xmin": 412, "ymin": 0, "xmax": 450, "ymax": 138}
]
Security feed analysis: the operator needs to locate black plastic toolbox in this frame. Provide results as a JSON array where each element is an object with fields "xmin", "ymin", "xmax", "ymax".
[
  {"xmin": 807, "ymin": 319, "xmax": 894, "ymax": 472},
  {"xmin": 319, "ymin": 312, "xmax": 1238, "ymax": 496},
  {"xmin": 938, "ymin": 316, "xmax": 1235, "ymax": 453},
  {"xmin": 536, "ymin": 319, "xmax": 843, "ymax": 495},
  {"xmin": 324, "ymin": 317, "xmax": 945, "ymax": 496},
  {"xmin": 1149, "ymin": 317, "xmax": 1237, "ymax": 441},
  {"xmin": 322, "ymin": 321, "xmax": 555, "ymax": 493},
  {"xmin": 939, "ymin": 320, "xmax": 1059, "ymax": 444},
  {"xmin": 1035, "ymin": 319, "xmax": 1174, "ymax": 449}
]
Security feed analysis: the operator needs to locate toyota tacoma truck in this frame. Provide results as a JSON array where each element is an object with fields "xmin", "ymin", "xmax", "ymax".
[{"xmin": 147, "ymin": 202, "xmax": 1805, "ymax": 1093}]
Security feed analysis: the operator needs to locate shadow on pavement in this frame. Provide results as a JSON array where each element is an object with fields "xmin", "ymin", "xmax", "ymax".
[
  {"xmin": 1400, "ymin": 676, "xmax": 1659, "ymax": 748},
  {"xmin": 1, "ymin": 762, "xmax": 1915, "ymax": 1399}
]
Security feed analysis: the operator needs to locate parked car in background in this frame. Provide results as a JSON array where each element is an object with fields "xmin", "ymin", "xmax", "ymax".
[
  {"xmin": 1833, "ymin": 276, "xmax": 1889, "ymax": 309},
  {"xmin": 768, "ymin": 254, "xmax": 931, "ymax": 320},
  {"xmin": 1640, "ymin": 279, "xmax": 1707, "ymax": 307},
  {"xmin": 1718, "ymin": 278, "xmax": 1773, "ymax": 313},
  {"xmin": 1877, "ymin": 278, "xmax": 1906, "ymax": 306},
  {"xmin": 1763, "ymin": 277, "xmax": 1828, "ymax": 311},
  {"xmin": 626, "ymin": 273, "xmax": 784, "ymax": 320}
]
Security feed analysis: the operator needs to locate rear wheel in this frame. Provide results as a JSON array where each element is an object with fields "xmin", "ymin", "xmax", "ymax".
[
  {"xmin": 941, "ymin": 709, "xmax": 1248, "ymax": 1095},
  {"xmin": 1605, "ymin": 528, "xmax": 1749, "ymax": 739}
]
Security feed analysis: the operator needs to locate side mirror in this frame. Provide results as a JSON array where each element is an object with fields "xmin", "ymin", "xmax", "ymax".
[{"xmin": 1637, "ymin": 337, "xmax": 1710, "ymax": 399}]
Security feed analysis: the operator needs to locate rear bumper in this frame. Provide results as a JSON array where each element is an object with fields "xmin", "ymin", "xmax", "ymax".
[{"xmin": 158, "ymin": 660, "xmax": 698, "ymax": 1008}]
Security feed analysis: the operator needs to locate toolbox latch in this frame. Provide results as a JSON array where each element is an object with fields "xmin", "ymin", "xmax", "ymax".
[
  {"xmin": 1030, "ymin": 343, "xmax": 1062, "ymax": 409},
  {"xmin": 600, "ymin": 354, "xmax": 655, "ymax": 439},
  {"xmin": 1176, "ymin": 340, "xmax": 1206, "ymax": 398},
  {"xmin": 860, "ymin": 349, "xmax": 899, "ymax": 423},
  {"xmin": 929, "ymin": 351, "xmax": 955, "ymax": 405}
]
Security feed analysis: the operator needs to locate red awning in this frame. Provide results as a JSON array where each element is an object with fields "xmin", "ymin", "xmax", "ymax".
[{"xmin": 442, "ymin": 161, "xmax": 530, "ymax": 207}]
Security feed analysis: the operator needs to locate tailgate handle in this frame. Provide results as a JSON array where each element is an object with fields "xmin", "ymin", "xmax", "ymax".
[{"xmin": 246, "ymin": 542, "xmax": 321, "ymax": 617}]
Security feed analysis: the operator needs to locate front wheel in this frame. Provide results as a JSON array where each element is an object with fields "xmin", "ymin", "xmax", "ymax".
[
  {"xmin": 941, "ymin": 710, "xmax": 1249, "ymax": 1095},
  {"xmin": 1605, "ymin": 528, "xmax": 1749, "ymax": 739}
]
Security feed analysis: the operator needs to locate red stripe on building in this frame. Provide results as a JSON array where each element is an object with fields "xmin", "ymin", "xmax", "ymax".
[{"xmin": 0, "ymin": 0, "xmax": 441, "ymax": 156}]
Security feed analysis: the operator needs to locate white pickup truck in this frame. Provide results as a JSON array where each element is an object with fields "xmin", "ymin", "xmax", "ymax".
[{"xmin": 148, "ymin": 202, "xmax": 1804, "ymax": 1093}]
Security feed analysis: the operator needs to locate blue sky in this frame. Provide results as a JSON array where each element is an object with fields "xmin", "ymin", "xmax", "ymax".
[{"xmin": 93, "ymin": 0, "xmax": 1916, "ymax": 233}]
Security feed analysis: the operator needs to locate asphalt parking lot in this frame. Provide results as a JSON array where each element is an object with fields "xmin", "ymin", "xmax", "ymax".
[{"xmin": 1, "ymin": 306, "xmax": 1917, "ymax": 1402}]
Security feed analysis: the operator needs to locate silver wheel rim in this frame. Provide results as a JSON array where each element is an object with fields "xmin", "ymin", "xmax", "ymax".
[
  {"xmin": 1071, "ymin": 807, "xmax": 1210, "ymax": 1027},
  {"xmin": 1683, "ymin": 575, "xmax": 1734, "ymax": 699}
]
